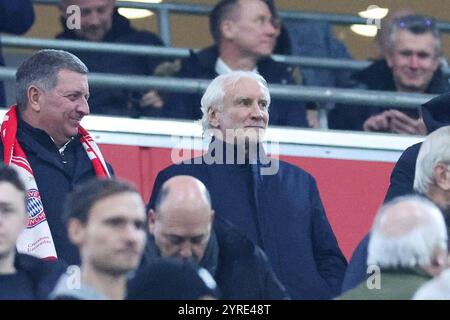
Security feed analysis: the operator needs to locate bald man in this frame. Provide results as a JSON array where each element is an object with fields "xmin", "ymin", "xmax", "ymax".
[
  {"xmin": 338, "ymin": 195, "xmax": 448, "ymax": 300},
  {"xmin": 143, "ymin": 175, "xmax": 289, "ymax": 300}
]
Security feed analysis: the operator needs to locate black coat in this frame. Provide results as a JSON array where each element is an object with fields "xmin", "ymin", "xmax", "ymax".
[
  {"xmin": 57, "ymin": 11, "xmax": 165, "ymax": 117},
  {"xmin": 0, "ymin": 117, "xmax": 114, "ymax": 265},
  {"xmin": 0, "ymin": 253, "xmax": 66, "ymax": 300},
  {"xmin": 148, "ymin": 143, "xmax": 347, "ymax": 299},
  {"xmin": 141, "ymin": 217, "xmax": 289, "ymax": 300},
  {"xmin": 163, "ymin": 45, "xmax": 308, "ymax": 127}
]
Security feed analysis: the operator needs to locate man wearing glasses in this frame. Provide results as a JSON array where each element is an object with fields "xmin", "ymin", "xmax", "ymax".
[{"xmin": 329, "ymin": 15, "xmax": 449, "ymax": 135}]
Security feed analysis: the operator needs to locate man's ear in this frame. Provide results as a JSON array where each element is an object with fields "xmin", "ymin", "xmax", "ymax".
[
  {"xmin": 208, "ymin": 107, "xmax": 220, "ymax": 129},
  {"xmin": 27, "ymin": 86, "xmax": 42, "ymax": 112},
  {"xmin": 221, "ymin": 20, "xmax": 236, "ymax": 41},
  {"xmin": 433, "ymin": 163, "xmax": 450, "ymax": 191},
  {"xmin": 67, "ymin": 218, "xmax": 86, "ymax": 246},
  {"xmin": 148, "ymin": 209, "xmax": 157, "ymax": 234}
]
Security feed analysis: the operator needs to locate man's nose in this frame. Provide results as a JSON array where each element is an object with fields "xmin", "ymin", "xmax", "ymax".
[
  {"xmin": 77, "ymin": 97, "xmax": 90, "ymax": 116},
  {"xmin": 409, "ymin": 54, "xmax": 421, "ymax": 69},
  {"xmin": 86, "ymin": 11, "xmax": 102, "ymax": 27},
  {"xmin": 179, "ymin": 242, "xmax": 193, "ymax": 259}
]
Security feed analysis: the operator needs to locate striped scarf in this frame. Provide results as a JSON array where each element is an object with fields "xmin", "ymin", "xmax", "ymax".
[{"xmin": 1, "ymin": 105, "xmax": 111, "ymax": 260}]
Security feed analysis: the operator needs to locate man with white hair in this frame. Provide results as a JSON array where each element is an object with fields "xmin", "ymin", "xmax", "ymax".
[
  {"xmin": 149, "ymin": 71, "xmax": 347, "ymax": 300},
  {"xmin": 338, "ymin": 195, "xmax": 448, "ymax": 300},
  {"xmin": 342, "ymin": 125, "xmax": 450, "ymax": 293}
]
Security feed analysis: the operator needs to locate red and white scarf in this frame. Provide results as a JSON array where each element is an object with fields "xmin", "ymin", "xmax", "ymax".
[{"xmin": 1, "ymin": 105, "xmax": 111, "ymax": 260}]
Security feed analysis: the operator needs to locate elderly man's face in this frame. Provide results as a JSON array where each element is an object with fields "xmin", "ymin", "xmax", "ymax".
[
  {"xmin": 36, "ymin": 69, "xmax": 90, "ymax": 147},
  {"xmin": 150, "ymin": 206, "xmax": 212, "ymax": 264},
  {"xmin": 62, "ymin": 0, "xmax": 115, "ymax": 41},
  {"xmin": 69, "ymin": 192, "xmax": 147, "ymax": 275},
  {"xmin": 223, "ymin": 0, "xmax": 278, "ymax": 59},
  {"xmin": 0, "ymin": 182, "xmax": 27, "ymax": 259},
  {"xmin": 209, "ymin": 77, "xmax": 269, "ymax": 144},
  {"xmin": 387, "ymin": 29, "xmax": 440, "ymax": 93}
]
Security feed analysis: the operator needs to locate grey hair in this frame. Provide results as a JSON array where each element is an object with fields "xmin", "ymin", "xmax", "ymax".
[
  {"xmin": 413, "ymin": 269, "xmax": 450, "ymax": 300},
  {"xmin": 200, "ymin": 71, "xmax": 271, "ymax": 133},
  {"xmin": 15, "ymin": 49, "xmax": 88, "ymax": 111},
  {"xmin": 367, "ymin": 195, "xmax": 447, "ymax": 269},
  {"xmin": 414, "ymin": 126, "xmax": 450, "ymax": 195},
  {"xmin": 387, "ymin": 18, "xmax": 441, "ymax": 56}
]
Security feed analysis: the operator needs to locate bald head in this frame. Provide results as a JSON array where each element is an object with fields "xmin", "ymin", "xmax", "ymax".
[
  {"xmin": 154, "ymin": 175, "xmax": 212, "ymax": 214},
  {"xmin": 149, "ymin": 176, "xmax": 214, "ymax": 263},
  {"xmin": 368, "ymin": 196, "xmax": 448, "ymax": 270}
]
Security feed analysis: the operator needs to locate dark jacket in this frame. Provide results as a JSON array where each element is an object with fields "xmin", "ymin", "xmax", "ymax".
[
  {"xmin": 0, "ymin": 0, "xmax": 35, "ymax": 107},
  {"xmin": 148, "ymin": 142, "xmax": 347, "ymax": 300},
  {"xmin": 0, "ymin": 253, "xmax": 66, "ymax": 300},
  {"xmin": 385, "ymin": 91, "xmax": 450, "ymax": 203},
  {"xmin": 163, "ymin": 45, "xmax": 308, "ymax": 127},
  {"xmin": 56, "ymin": 11, "xmax": 165, "ymax": 117},
  {"xmin": 141, "ymin": 217, "xmax": 289, "ymax": 300},
  {"xmin": 328, "ymin": 59, "xmax": 450, "ymax": 130},
  {"xmin": 0, "ymin": 117, "xmax": 113, "ymax": 266}
]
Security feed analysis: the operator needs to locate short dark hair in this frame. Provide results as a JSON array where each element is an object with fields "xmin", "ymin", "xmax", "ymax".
[
  {"xmin": 209, "ymin": 0, "xmax": 277, "ymax": 43},
  {"xmin": 64, "ymin": 178, "xmax": 139, "ymax": 224},
  {"xmin": 16, "ymin": 49, "xmax": 88, "ymax": 111},
  {"xmin": 0, "ymin": 165, "xmax": 25, "ymax": 193},
  {"xmin": 0, "ymin": 165, "xmax": 26, "ymax": 207}
]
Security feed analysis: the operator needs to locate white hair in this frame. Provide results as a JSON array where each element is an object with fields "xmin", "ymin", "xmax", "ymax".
[
  {"xmin": 413, "ymin": 269, "xmax": 450, "ymax": 300},
  {"xmin": 414, "ymin": 126, "xmax": 450, "ymax": 194},
  {"xmin": 368, "ymin": 195, "xmax": 447, "ymax": 269},
  {"xmin": 199, "ymin": 71, "xmax": 271, "ymax": 133}
]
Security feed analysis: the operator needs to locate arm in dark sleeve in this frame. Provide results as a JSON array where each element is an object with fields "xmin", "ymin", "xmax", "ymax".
[
  {"xmin": 255, "ymin": 247, "xmax": 291, "ymax": 300},
  {"xmin": 310, "ymin": 177, "xmax": 347, "ymax": 298},
  {"xmin": 0, "ymin": 0, "xmax": 35, "ymax": 34},
  {"xmin": 340, "ymin": 233, "xmax": 370, "ymax": 294},
  {"xmin": 383, "ymin": 143, "xmax": 421, "ymax": 203}
]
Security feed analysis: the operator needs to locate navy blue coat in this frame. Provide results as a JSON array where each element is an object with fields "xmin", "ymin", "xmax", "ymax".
[
  {"xmin": 0, "ymin": 117, "xmax": 114, "ymax": 265},
  {"xmin": 148, "ymin": 146, "xmax": 347, "ymax": 299},
  {"xmin": 57, "ymin": 11, "xmax": 165, "ymax": 117},
  {"xmin": 0, "ymin": 0, "xmax": 35, "ymax": 107},
  {"xmin": 163, "ymin": 46, "xmax": 308, "ymax": 128}
]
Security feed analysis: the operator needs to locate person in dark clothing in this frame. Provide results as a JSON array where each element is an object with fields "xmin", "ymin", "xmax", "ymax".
[
  {"xmin": 329, "ymin": 15, "xmax": 449, "ymax": 134},
  {"xmin": 149, "ymin": 71, "xmax": 347, "ymax": 300},
  {"xmin": 0, "ymin": 49, "xmax": 113, "ymax": 265},
  {"xmin": 0, "ymin": 165, "xmax": 65, "ymax": 300},
  {"xmin": 341, "ymin": 124, "xmax": 450, "ymax": 294},
  {"xmin": 144, "ymin": 175, "xmax": 289, "ymax": 300},
  {"xmin": 128, "ymin": 259, "xmax": 219, "ymax": 300},
  {"xmin": 57, "ymin": 0, "xmax": 166, "ymax": 117},
  {"xmin": 385, "ymin": 92, "xmax": 450, "ymax": 203},
  {"xmin": 163, "ymin": 0, "xmax": 309, "ymax": 128},
  {"xmin": 0, "ymin": 1, "xmax": 35, "ymax": 107}
]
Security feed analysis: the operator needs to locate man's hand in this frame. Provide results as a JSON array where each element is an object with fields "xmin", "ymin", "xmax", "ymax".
[
  {"xmin": 139, "ymin": 90, "xmax": 164, "ymax": 109},
  {"xmin": 363, "ymin": 111, "xmax": 391, "ymax": 132},
  {"xmin": 388, "ymin": 110, "xmax": 426, "ymax": 135}
]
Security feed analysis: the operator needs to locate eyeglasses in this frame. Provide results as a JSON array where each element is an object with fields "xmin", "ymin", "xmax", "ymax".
[{"xmin": 393, "ymin": 15, "xmax": 437, "ymax": 33}]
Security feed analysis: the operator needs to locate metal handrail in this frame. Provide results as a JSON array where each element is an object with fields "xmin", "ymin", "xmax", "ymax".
[
  {"xmin": 0, "ymin": 35, "xmax": 372, "ymax": 72},
  {"xmin": 0, "ymin": 66, "xmax": 436, "ymax": 109},
  {"xmin": 32, "ymin": 0, "xmax": 450, "ymax": 46}
]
